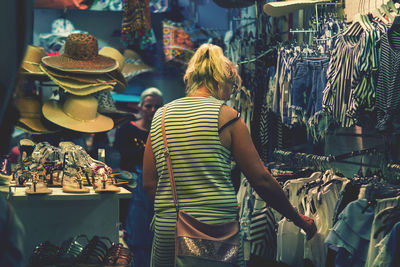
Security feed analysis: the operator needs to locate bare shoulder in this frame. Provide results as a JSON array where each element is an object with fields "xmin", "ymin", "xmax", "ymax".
[{"xmin": 219, "ymin": 104, "xmax": 239, "ymax": 125}]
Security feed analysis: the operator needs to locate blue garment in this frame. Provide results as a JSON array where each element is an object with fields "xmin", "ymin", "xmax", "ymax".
[
  {"xmin": 291, "ymin": 57, "xmax": 329, "ymax": 123},
  {"xmin": 124, "ymin": 166, "xmax": 154, "ymax": 267},
  {"xmin": 387, "ymin": 222, "xmax": 400, "ymax": 267},
  {"xmin": 325, "ymin": 199, "xmax": 374, "ymax": 267}
]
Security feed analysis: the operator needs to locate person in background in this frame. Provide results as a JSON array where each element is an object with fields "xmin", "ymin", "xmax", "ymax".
[
  {"xmin": 115, "ymin": 87, "xmax": 163, "ymax": 267},
  {"xmin": 0, "ymin": 1, "xmax": 34, "ymax": 266},
  {"xmin": 143, "ymin": 43, "xmax": 317, "ymax": 266}
]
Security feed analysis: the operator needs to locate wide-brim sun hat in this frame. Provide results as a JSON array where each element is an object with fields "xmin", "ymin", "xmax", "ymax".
[
  {"xmin": 121, "ymin": 49, "xmax": 154, "ymax": 82},
  {"xmin": 15, "ymin": 97, "xmax": 59, "ymax": 134},
  {"xmin": 40, "ymin": 64, "xmax": 116, "ymax": 96},
  {"xmin": 20, "ymin": 45, "xmax": 47, "ymax": 77},
  {"xmin": 263, "ymin": 0, "xmax": 329, "ymax": 17},
  {"xmin": 41, "ymin": 33, "xmax": 118, "ymax": 74},
  {"xmin": 99, "ymin": 46, "xmax": 127, "ymax": 93},
  {"xmin": 42, "ymin": 94, "xmax": 114, "ymax": 133}
]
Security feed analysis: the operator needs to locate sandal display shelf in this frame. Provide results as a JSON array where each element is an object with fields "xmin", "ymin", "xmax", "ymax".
[{"xmin": 0, "ymin": 185, "xmax": 131, "ymax": 266}]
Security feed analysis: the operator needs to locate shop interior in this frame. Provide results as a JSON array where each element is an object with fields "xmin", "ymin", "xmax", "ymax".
[{"xmin": 2, "ymin": 0, "xmax": 400, "ymax": 266}]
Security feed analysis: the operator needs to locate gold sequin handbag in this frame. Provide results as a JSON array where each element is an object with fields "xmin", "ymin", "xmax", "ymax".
[{"xmin": 161, "ymin": 105, "xmax": 241, "ymax": 267}]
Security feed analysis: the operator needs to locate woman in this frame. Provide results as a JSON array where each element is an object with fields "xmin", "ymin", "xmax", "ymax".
[
  {"xmin": 115, "ymin": 87, "xmax": 164, "ymax": 172},
  {"xmin": 115, "ymin": 87, "xmax": 163, "ymax": 267},
  {"xmin": 143, "ymin": 44, "xmax": 317, "ymax": 266}
]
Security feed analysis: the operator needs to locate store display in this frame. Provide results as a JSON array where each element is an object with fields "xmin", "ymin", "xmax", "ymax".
[
  {"xmin": 10, "ymin": 141, "xmax": 125, "ymax": 196},
  {"xmin": 42, "ymin": 95, "xmax": 114, "ymax": 133},
  {"xmin": 8, "ymin": 2, "xmax": 400, "ymax": 267}
]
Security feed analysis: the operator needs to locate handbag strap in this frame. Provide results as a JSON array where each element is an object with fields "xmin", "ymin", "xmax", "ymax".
[{"xmin": 161, "ymin": 105, "xmax": 179, "ymax": 212}]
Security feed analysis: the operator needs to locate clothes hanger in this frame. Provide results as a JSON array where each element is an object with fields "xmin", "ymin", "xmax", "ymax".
[
  {"xmin": 387, "ymin": 0, "xmax": 398, "ymax": 16},
  {"xmin": 381, "ymin": 2, "xmax": 395, "ymax": 22},
  {"xmin": 376, "ymin": 2, "xmax": 390, "ymax": 24}
]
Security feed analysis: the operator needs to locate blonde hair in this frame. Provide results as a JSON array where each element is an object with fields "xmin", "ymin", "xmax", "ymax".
[
  {"xmin": 183, "ymin": 44, "xmax": 241, "ymax": 98},
  {"xmin": 139, "ymin": 87, "xmax": 163, "ymax": 107}
]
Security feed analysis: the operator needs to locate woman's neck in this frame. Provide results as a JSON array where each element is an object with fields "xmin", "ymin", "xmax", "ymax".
[{"xmin": 187, "ymin": 86, "xmax": 212, "ymax": 97}]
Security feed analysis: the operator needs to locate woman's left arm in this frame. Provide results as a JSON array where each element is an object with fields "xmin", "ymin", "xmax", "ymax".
[{"xmin": 143, "ymin": 135, "xmax": 158, "ymax": 202}]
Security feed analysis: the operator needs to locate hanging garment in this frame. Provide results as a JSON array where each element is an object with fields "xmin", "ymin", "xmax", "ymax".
[
  {"xmin": 162, "ymin": 21, "xmax": 194, "ymax": 64},
  {"xmin": 376, "ymin": 30, "xmax": 400, "ymax": 133},
  {"xmin": 121, "ymin": 0, "xmax": 154, "ymax": 48},
  {"xmin": 322, "ymin": 32, "xmax": 367, "ymax": 127},
  {"xmin": 366, "ymin": 196, "xmax": 400, "ymax": 267},
  {"xmin": 150, "ymin": 0, "xmax": 169, "ymax": 12},
  {"xmin": 325, "ymin": 198, "xmax": 374, "ymax": 267},
  {"xmin": 290, "ymin": 56, "xmax": 329, "ymax": 125}
]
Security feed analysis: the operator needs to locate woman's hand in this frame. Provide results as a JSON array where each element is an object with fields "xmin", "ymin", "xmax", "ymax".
[{"xmin": 294, "ymin": 213, "xmax": 317, "ymax": 240}]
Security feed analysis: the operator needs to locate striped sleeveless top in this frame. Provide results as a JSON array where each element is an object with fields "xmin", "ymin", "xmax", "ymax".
[{"xmin": 150, "ymin": 96, "xmax": 239, "ymax": 218}]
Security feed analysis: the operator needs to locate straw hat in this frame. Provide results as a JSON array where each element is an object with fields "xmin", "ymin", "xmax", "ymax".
[
  {"xmin": 40, "ymin": 64, "xmax": 116, "ymax": 96},
  {"xmin": 41, "ymin": 33, "xmax": 118, "ymax": 74},
  {"xmin": 263, "ymin": 0, "xmax": 329, "ymax": 17},
  {"xmin": 20, "ymin": 45, "xmax": 47, "ymax": 77},
  {"xmin": 213, "ymin": 0, "xmax": 254, "ymax": 8},
  {"xmin": 99, "ymin": 47, "xmax": 127, "ymax": 93},
  {"xmin": 94, "ymin": 91, "xmax": 136, "ymax": 128},
  {"xmin": 121, "ymin": 49, "xmax": 154, "ymax": 82},
  {"xmin": 42, "ymin": 95, "xmax": 114, "ymax": 133},
  {"xmin": 15, "ymin": 97, "xmax": 59, "ymax": 134}
]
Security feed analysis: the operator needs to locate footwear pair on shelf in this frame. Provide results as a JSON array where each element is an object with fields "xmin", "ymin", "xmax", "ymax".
[
  {"xmin": 28, "ymin": 235, "xmax": 133, "ymax": 267},
  {"xmin": 61, "ymin": 165, "xmax": 120, "ymax": 194},
  {"xmin": 10, "ymin": 140, "xmax": 121, "ymax": 195}
]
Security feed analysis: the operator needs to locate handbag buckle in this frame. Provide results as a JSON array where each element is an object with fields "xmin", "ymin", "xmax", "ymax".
[{"xmin": 164, "ymin": 148, "xmax": 170, "ymax": 157}]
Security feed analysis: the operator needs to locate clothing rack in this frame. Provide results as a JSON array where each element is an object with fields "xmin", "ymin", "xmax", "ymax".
[
  {"xmin": 273, "ymin": 147, "xmax": 381, "ymax": 170},
  {"xmin": 237, "ymin": 47, "xmax": 275, "ymax": 65},
  {"xmin": 273, "ymin": 149, "xmax": 400, "ymax": 183}
]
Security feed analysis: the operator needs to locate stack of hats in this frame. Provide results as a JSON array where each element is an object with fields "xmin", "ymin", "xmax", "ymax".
[
  {"xmin": 39, "ymin": 33, "xmax": 134, "ymax": 133},
  {"xmin": 17, "ymin": 45, "xmax": 59, "ymax": 135}
]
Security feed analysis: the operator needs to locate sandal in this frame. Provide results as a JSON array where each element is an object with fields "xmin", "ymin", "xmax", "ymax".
[
  {"xmin": 28, "ymin": 241, "xmax": 59, "ymax": 267},
  {"xmin": 103, "ymin": 243, "xmax": 134, "ymax": 267},
  {"xmin": 25, "ymin": 173, "xmax": 52, "ymax": 195},
  {"xmin": 76, "ymin": 236, "xmax": 114, "ymax": 267},
  {"xmin": 93, "ymin": 166, "xmax": 120, "ymax": 193},
  {"xmin": 57, "ymin": 235, "xmax": 89, "ymax": 266},
  {"xmin": 19, "ymin": 138, "xmax": 36, "ymax": 162},
  {"xmin": 62, "ymin": 169, "xmax": 90, "ymax": 194}
]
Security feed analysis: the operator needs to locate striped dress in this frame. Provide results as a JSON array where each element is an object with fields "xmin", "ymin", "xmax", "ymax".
[{"xmin": 149, "ymin": 96, "xmax": 241, "ymax": 267}]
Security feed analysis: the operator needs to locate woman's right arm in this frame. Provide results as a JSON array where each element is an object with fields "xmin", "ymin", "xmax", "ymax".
[{"xmin": 227, "ymin": 109, "xmax": 317, "ymax": 239}]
